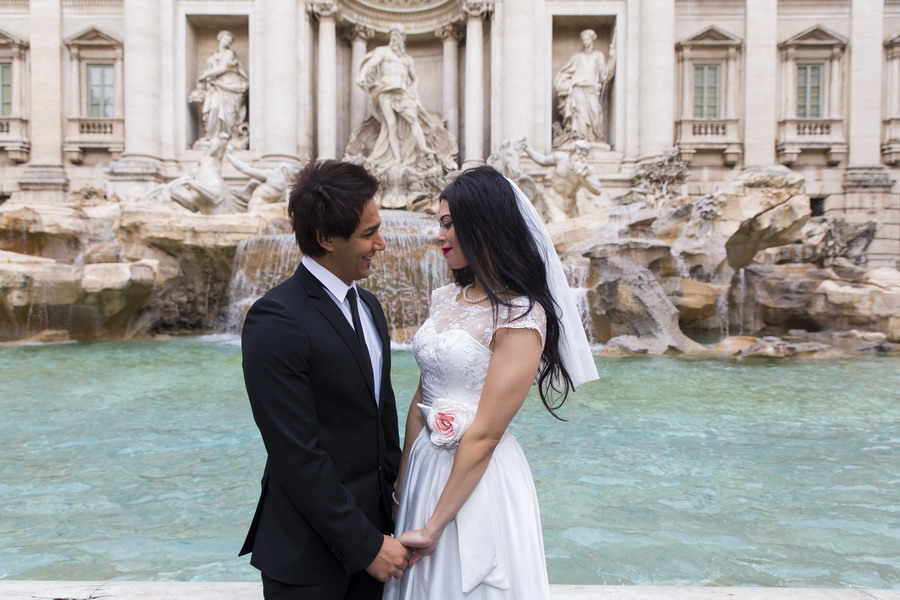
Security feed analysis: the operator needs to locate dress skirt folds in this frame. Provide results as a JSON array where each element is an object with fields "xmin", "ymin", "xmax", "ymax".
[{"xmin": 383, "ymin": 284, "xmax": 552, "ymax": 599}]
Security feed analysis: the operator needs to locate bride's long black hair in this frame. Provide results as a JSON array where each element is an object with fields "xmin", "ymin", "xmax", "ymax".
[{"xmin": 439, "ymin": 165, "xmax": 573, "ymax": 416}]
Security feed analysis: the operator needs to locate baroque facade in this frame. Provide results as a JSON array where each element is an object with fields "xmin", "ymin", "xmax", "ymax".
[{"xmin": 0, "ymin": 0, "xmax": 898, "ymax": 267}]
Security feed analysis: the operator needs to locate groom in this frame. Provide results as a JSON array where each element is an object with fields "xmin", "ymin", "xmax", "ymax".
[{"xmin": 240, "ymin": 160, "xmax": 408, "ymax": 599}]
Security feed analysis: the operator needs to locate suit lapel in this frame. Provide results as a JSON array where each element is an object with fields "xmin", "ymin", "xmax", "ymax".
[{"xmin": 294, "ymin": 265, "xmax": 376, "ymax": 398}]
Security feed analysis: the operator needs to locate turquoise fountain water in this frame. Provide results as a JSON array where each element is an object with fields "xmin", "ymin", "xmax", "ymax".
[{"xmin": 1, "ymin": 336, "xmax": 897, "ymax": 587}]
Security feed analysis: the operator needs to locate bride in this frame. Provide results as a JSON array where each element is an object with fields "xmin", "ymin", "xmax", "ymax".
[{"xmin": 384, "ymin": 166, "xmax": 598, "ymax": 599}]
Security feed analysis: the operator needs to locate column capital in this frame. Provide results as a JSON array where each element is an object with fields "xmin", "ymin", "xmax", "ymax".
[
  {"xmin": 462, "ymin": 0, "xmax": 492, "ymax": 19},
  {"xmin": 435, "ymin": 23, "xmax": 464, "ymax": 41},
  {"xmin": 309, "ymin": 0, "xmax": 339, "ymax": 21},
  {"xmin": 342, "ymin": 23, "xmax": 374, "ymax": 43}
]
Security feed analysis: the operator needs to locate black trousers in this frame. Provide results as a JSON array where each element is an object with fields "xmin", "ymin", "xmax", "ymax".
[{"xmin": 262, "ymin": 572, "xmax": 384, "ymax": 600}]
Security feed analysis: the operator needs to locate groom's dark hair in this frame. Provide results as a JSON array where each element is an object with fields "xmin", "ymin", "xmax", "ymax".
[{"xmin": 288, "ymin": 160, "xmax": 380, "ymax": 257}]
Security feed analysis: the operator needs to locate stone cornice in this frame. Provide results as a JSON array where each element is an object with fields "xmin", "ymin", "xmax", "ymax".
[
  {"xmin": 62, "ymin": 0, "xmax": 123, "ymax": 7},
  {"xmin": 336, "ymin": 0, "xmax": 464, "ymax": 35}
]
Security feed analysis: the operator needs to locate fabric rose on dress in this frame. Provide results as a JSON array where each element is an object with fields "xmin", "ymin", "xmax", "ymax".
[{"xmin": 425, "ymin": 398, "xmax": 476, "ymax": 449}]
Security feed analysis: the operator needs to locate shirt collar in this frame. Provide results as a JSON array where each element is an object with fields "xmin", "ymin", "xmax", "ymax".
[{"xmin": 302, "ymin": 255, "xmax": 357, "ymax": 303}]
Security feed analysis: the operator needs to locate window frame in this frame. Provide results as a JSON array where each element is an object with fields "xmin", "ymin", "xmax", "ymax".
[
  {"xmin": 692, "ymin": 62, "xmax": 722, "ymax": 120},
  {"xmin": 0, "ymin": 61, "xmax": 11, "ymax": 117},
  {"xmin": 796, "ymin": 62, "xmax": 825, "ymax": 119},
  {"xmin": 85, "ymin": 62, "xmax": 116, "ymax": 118}
]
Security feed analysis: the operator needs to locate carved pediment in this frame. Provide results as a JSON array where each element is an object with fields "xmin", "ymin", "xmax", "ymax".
[
  {"xmin": 64, "ymin": 26, "xmax": 121, "ymax": 48},
  {"xmin": 886, "ymin": 34, "xmax": 900, "ymax": 49},
  {"xmin": 678, "ymin": 25, "xmax": 742, "ymax": 48},
  {"xmin": 0, "ymin": 29, "xmax": 28, "ymax": 50},
  {"xmin": 780, "ymin": 25, "xmax": 847, "ymax": 49}
]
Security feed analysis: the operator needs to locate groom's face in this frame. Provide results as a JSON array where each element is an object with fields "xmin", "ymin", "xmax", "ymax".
[{"xmin": 320, "ymin": 199, "xmax": 386, "ymax": 285}]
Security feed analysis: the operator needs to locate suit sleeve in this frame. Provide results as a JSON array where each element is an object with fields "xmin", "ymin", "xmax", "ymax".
[{"xmin": 242, "ymin": 296, "xmax": 384, "ymax": 574}]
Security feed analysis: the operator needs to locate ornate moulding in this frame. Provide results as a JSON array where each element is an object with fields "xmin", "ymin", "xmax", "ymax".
[{"xmin": 337, "ymin": 0, "xmax": 467, "ymax": 35}]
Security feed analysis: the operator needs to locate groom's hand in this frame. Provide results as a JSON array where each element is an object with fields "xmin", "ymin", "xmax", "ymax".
[{"xmin": 365, "ymin": 535, "xmax": 410, "ymax": 582}]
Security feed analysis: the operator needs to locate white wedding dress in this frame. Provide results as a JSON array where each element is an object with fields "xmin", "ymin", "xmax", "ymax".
[{"xmin": 383, "ymin": 283, "xmax": 552, "ymax": 600}]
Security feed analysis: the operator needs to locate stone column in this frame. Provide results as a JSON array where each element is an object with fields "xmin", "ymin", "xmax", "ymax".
[
  {"xmin": 436, "ymin": 24, "xmax": 461, "ymax": 140},
  {"xmin": 495, "ymin": 1, "xmax": 533, "ymax": 143},
  {"xmin": 842, "ymin": 0, "xmax": 896, "ymax": 268},
  {"xmin": 743, "ymin": 0, "xmax": 777, "ymax": 166},
  {"xmin": 345, "ymin": 24, "xmax": 373, "ymax": 134},
  {"xmin": 312, "ymin": 1, "xmax": 339, "ymax": 160},
  {"xmin": 19, "ymin": 0, "xmax": 67, "ymax": 201},
  {"xmin": 106, "ymin": 0, "xmax": 163, "ymax": 193},
  {"xmin": 121, "ymin": 0, "xmax": 161, "ymax": 164},
  {"xmin": 638, "ymin": 0, "xmax": 674, "ymax": 159},
  {"xmin": 848, "ymin": 0, "xmax": 883, "ymax": 167},
  {"xmin": 462, "ymin": 1, "xmax": 489, "ymax": 168},
  {"xmin": 263, "ymin": 0, "xmax": 299, "ymax": 161}
]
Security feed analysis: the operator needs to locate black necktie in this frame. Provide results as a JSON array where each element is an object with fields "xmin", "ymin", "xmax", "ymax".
[{"xmin": 347, "ymin": 287, "xmax": 370, "ymax": 353}]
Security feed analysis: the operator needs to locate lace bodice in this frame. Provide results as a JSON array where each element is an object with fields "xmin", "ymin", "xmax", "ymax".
[{"xmin": 412, "ymin": 284, "xmax": 546, "ymax": 406}]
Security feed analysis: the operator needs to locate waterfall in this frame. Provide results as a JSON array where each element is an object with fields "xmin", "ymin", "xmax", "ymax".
[
  {"xmin": 737, "ymin": 267, "xmax": 746, "ymax": 336},
  {"xmin": 224, "ymin": 211, "xmax": 452, "ymax": 343},
  {"xmin": 716, "ymin": 288, "xmax": 730, "ymax": 339},
  {"xmin": 671, "ymin": 248, "xmax": 691, "ymax": 279},
  {"xmin": 224, "ymin": 235, "xmax": 301, "ymax": 332},
  {"xmin": 562, "ymin": 258, "xmax": 596, "ymax": 347}
]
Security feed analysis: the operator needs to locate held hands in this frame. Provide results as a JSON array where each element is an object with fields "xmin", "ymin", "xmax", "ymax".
[
  {"xmin": 396, "ymin": 528, "xmax": 440, "ymax": 568},
  {"xmin": 365, "ymin": 535, "xmax": 411, "ymax": 582}
]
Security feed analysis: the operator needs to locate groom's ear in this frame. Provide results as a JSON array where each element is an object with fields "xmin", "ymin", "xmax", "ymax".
[{"xmin": 317, "ymin": 231, "xmax": 334, "ymax": 253}]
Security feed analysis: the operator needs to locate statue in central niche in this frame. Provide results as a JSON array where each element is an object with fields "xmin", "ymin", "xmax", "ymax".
[
  {"xmin": 554, "ymin": 28, "xmax": 616, "ymax": 146},
  {"xmin": 189, "ymin": 30, "xmax": 249, "ymax": 149},
  {"xmin": 345, "ymin": 23, "xmax": 457, "ymax": 212}
]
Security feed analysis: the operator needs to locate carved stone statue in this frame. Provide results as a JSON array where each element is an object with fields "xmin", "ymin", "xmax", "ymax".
[
  {"xmin": 554, "ymin": 28, "xmax": 616, "ymax": 146},
  {"xmin": 524, "ymin": 140, "xmax": 603, "ymax": 222},
  {"xmin": 146, "ymin": 134, "xmax": 247, "ymax": 214},
  {"xmin": 189, "ymin": 30, "xmax": 249, "ymax": 149},
  {"xmin": 487, "ymin": 137, "xmax": 545, "ymax": 217},
  {"xmin": 227, "ymin": 152, "xmax": 297, "ymax": 210},
  {"xmin": 345, "ymin": 23, "xmax": 457, "ymax": 211}
]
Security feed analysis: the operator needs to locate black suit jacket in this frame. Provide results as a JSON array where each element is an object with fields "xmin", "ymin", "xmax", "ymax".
[{"xmin": 239, "ymin": 263, "xmax": 401, "ymax": 586}]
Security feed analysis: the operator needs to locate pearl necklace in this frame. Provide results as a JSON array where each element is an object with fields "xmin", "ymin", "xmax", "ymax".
[{"xmin": 462, "ymin": 283, "xmax": 489, "ymax": 304}]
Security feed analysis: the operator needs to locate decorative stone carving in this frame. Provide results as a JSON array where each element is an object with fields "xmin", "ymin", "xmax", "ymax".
[
  {"xmin": 487, "ymin": 137, "xmax": 545, "ymax": 218},
  {"xmin": 523, "ymin": 140, "xmax": 603, "ymax": 222},
  {"xmin": 226, "ymin": 152, "xmax": 297, "ymax": 210},
  {"xmin": 145, "ymin": 135, "xmax": 248, "ymax": 215},
  {"xmin": 554, "ymin": 28, "xmax": 616, "ymax": 146},
  {"xmin": 345, "ymin": 23, "xmax": 458, "ymax": 211},
  {"xmin": 309, "ymin": 0, "xmax": 340, "ymax": 19},
  {"xmin": 633, "ymin": 148, "xmax": 690, "ymax": 207},
  {"xmin": 189, "ymin": 30, "xmax": 249, "ymax": 149}
]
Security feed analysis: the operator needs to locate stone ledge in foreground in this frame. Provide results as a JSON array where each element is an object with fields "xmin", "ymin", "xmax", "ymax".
[{"xmin": 1, "ymin": 581, "xmax": 899, "ymax": 600}]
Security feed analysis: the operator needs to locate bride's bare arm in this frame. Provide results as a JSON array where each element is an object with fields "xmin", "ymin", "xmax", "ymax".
[
  {"xmin": 397, "ymin": 326, "xmax": 542, "ymax": 563},
  {"xmin": 394, "ymin": 377, "xmax": 425, "ymax": 501}
]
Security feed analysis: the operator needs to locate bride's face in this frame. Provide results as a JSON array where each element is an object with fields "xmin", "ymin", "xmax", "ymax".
[{"xmin": 437, "ymin": 199, "xmax": 468, "ymax": 270}]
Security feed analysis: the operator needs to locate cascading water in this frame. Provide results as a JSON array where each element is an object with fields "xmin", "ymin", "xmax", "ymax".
[
  {"xmin": 716, "ymin": 289, "xmax": 730, "ymax": 339},
  {"xmin": 224, "ymin": 235, "xmax": 301, "ymax": 332},
  {"xmin": 563, "ymin": 258, "xmax": 596, "ymax": 347},
  {"xmin": 737, "ymin": 267, "xmax": 746, "ymax": 335},
  {"xmin": 224, "ymin": 211, "xmax": 452, "ymax": 343}
]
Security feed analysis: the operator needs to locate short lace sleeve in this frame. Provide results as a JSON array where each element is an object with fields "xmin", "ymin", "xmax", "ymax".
[{"xmin": 493, "ymin": 298, "xmax": 546, "ymax": 348}]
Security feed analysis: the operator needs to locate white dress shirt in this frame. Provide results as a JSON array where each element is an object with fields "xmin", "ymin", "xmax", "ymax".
[{"xmin": 302, "ymin": 255, "xmax": 383, "ymax": 405}]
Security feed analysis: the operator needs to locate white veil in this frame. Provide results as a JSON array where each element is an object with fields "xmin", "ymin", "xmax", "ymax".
[{"xmin": 505, "ymin": 177, "xmax": 599, "ymax": 388}]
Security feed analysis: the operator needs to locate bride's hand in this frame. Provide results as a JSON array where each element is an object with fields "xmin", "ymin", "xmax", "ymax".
[{"xmin": 397, "ymin": 529, "xmax": 438, "ymax": 568}]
